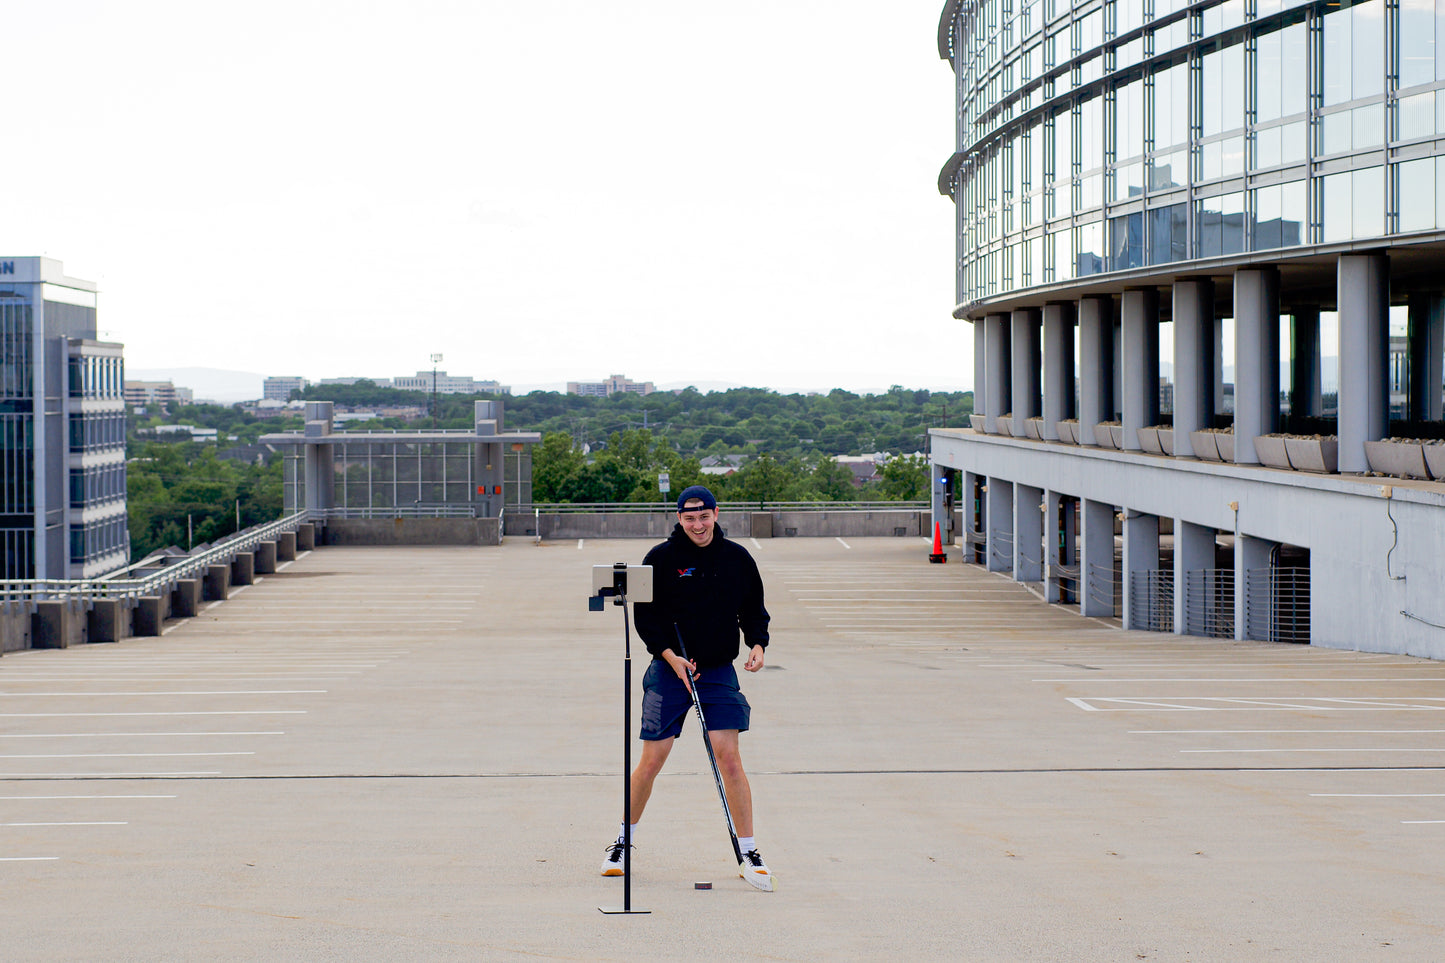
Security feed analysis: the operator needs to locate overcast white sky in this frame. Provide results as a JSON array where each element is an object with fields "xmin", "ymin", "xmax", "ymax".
[{"xmin": 2, "ymin": 1, "xmax": 965, "ymax": 396}]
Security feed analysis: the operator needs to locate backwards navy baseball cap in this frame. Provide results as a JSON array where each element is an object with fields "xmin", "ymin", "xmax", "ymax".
[{"xmin": 676, "ymin": 485, "xmax": 717, "ymax": 512}]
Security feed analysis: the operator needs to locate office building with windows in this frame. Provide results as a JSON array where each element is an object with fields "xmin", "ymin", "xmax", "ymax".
[
  {"xmin": 928, "ymin": 0, "xmax": 1445, "ymax": 658},
  {"xmin": 1, "ymin": 257, "xmax": 128, "ymax": 581}
]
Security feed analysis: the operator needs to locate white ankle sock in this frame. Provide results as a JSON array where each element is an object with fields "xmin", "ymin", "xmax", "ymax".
[
  {"xmin": 618, "ymin": 822, "xmax": 638, "ymax": 843},
  {"xmin": 736, "ymin": 835, "xmax": 756, "ymax": 853}
]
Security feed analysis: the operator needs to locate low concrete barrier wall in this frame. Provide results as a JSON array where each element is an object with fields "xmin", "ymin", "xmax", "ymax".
[
  {"xmin": 770, "ymin": 510, "xmax": 925, "ymax": 538},
  {"xmin": 255, "ymin": 541, "xmax": 278, "ymax": 574},
  {"xmin": 2, "ymin": 603, "xmax": 31, "ymax": 652},
  {"xmin": 277, "ymin": 531, "xmax": 298, "ymax": 561},
  {"xmin": 322, "ymin": 517, "xmax": 502, "ymax": 546},
  {"xmin": 232, "ymin": 552, "xmax": 255, "ymax": 586},
  {"xmin": 297, "ymin": 523, "xmax": 316, "ymax": 551},
  {"xmin": 172, "ymin": 579, "xmax": 203, "ymax": 618},
  {"xmin": 203, "ymin": 565, "xmax": 231, "ymax": 602},
  {"xmin": 87, "ymin": 599, "xmax": 129, "ymax": 644},
  {"xmin": 133, "ymin": 595, "xmax": 170, "ymax": 637},
  {"xmin": 533, "ymin": 511, "xmax": 754, "ymax": 540},
  {"xmin": 32, "ymin": 600, "xmax": 84, "ymax": 648}
]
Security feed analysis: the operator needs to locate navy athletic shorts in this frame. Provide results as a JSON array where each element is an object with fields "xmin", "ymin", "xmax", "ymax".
[{"xmin": 640, "ymin": 659, "xmax": 751, "ymax": 741}]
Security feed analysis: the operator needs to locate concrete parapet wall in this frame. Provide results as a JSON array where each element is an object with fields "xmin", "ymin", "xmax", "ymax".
[
  {"xmin": 232, "ymin": 552, "xmax": 255, "ymax": 586},
  {"xmin": 531, "ymin": 511, "xmax": 754, "ymax": 541},
  {"xmin": 2, "ymin": 604, "xmax": 30, "ymax": 652},
  {"xmin": 87, "ymin": 599, "xmax": 129, "ymax": 644},
  {"xmin": 322, "ymin": 517, "xmax": 502, "ymax": 546},
  {"xmin": 133, "ymin": 596, "xmax": 170, "ymax": 637},
  {"xmin": 171, "ymin": 579, "xmax": 203, "ymax": 618},
  {"xmin": 770, "ymin": 510, "xmax": 925, "ymax": 538},
  {"xmin": 204, "ymin": 565, "xmax": 231, "ymax": 602},
  {"xmin": 750, "ymin": 513, "xmax": 774, "ymax": 538},
  {"xmin": 33, "ymin": 600, "xmax": 84, "ymax": 648}
]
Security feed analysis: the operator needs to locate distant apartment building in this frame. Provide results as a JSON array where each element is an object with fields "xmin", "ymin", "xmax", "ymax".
[
  {"xmin": 390, "ymin": 371, "xmax": 505, "ymax": 395},
  {"xmin": 319, "ymin": 377, "xmax": 395, "ymax": 388},
  {"xmin": 263, "ymin": 376, "xmax": 308, "ymax": 402},
  {"xmin": 566, "ymin": 374, "xmax": 655, "ymax": 397},
  {"xmin": 124, "ymin": 379, "xmax": 179, "ymax": 409},
  {"xmin": 0, "ymin": 257, "xmax": 128, "ymax": 580}
]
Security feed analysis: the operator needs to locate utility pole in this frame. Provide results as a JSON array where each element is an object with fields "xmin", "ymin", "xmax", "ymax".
[{"xmin": 430, "ymin": 353, "xmax": 443, "ymax": 428}]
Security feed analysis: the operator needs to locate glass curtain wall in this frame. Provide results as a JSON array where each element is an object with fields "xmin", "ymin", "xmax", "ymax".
[{"xmin": 947, "ymin": 0, "xmax": 1445, "ymax": 308}]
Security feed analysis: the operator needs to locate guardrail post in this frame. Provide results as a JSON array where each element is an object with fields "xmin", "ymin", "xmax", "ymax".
[
  {"xmin": 203, "ymin": 565, "xmax": 231, "ymax": 602},
  {"xmin": 297, "ymin": 523, "xmax": 316, "ymax": 551},
  {"xmin": 32, "ymin": 601, "xmax": 75, "ymax": 648},
  {"xmin": 171, "ymin": 579, "xmax": 203, "ymax": 618},
  {"xmin": 255, "ymin": 542, "xmax": 278, "ymax": 574},
  {"xmin": 87, "ymin": 599, "xmax": 128, "ymax": 643},
  {"xmin": 277, "ymin": 531, "xmax": 297, "ymax": 561},
  {"xmin": 133, "ymin": 596, "xmax": 167, "ymax": 636},
  {"xmin": 232, "ymin": 552, "xmax": 255, "ymax": 586}
]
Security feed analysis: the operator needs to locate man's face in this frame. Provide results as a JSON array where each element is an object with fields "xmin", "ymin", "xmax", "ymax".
[{"xmin": 678, "ymin": 499, "xmax": 717, "ymax": 547}]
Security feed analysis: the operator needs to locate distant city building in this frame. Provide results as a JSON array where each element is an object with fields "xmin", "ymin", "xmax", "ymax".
[
  {"xmin": 318, "ymin": 376, "xmax": 396, "ymax": 388},
  {"xmin": 391, "ymin": 371, "xmax": 506, "ymax": 395},
  {"xmin": 174, "ymin": 386, "xmax": 194, "ymax": 405},
  {"xmin": 124, "ymin": 380, "xmax": 179, "ymax": 409},
  {"xmin": 0, "ymin": 257, "xmax": 128, "ymax": 580},
  {"xmin": 263, "ymin": 376, "xmax": 308, "ymax": 402},
  {"xmin": 566, "ymin": 374, "xmax": 655, "ymax": 397}
]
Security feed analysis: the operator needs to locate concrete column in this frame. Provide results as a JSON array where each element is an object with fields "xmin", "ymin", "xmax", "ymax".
[
  {"xmin": 1042, "ymin": 302, "xmax": 1076, "ymax": 440},
  {"xmin": 1080, "ymin": 498, "xmax": 1116, "ymax": 618},
  {"xmin": 986, "ymin": 477, "xmax": 1014, "ymax": 573},
  {"xmin": 973, "ymin": 319, "xmax": 987, "ymax": 422},
  {"xmin": 1290, "ymin": 305, "xmax": 1323, "ymax": 418},
  {"xmin": 1173, "ymin": 520, "xmax": 1216, "ymax": 635},
  {"xmin": 255, "ymin": 541, "xmax": 278, "ymax": 574},
  {"xmin": 232, "ymin": 552, "xmax": 255, "ymax": 586},
  {"xmin": 297, "ymin": 522, "xmax": 316, "ymax": 552},
  {"xmin": 984, "ymin": 314, "xmax": 1011, "ymax": 433},
  {"xmin": 1214, "ymin": 315, "xmax": 1227, "ymax": 416},
  {"xmin": 1235, "ymin": 534, "xmax": 1274, "ymax": 641},
  {"xmin": 1234, "ymin": 267, "xmax": 1282, "ymax": 464},
  {"xmin": 1172, "ymin": 279, "xmax": 1215, "ymax": 458},
  {"xmin": 1011, "ymin": 308, "xmax": 1042, "ymax": 436},
  {"xmin": 86, "ymin": 599, "xmax": 128, "ymax": 644},
  {"xmin": 1078, "ymin": 296, "xmax": 1114, "ymax": 445},
  {"xmin": 278, "ymin": 531, "xmax": 298, "ymax": 561},
  {"xmin": 1407, "ymin": 292, "xmax": 1444, "ymax": 422},
  {"xmin": 1014, "ymin": 484, "xmax": 1044, "ymax": 583},
  {"xmin": 132, "ymin": 596, "xmax": 168, "ymax": 636},
  {"xmin": 171, "ymin": 579, "xmax": 202, "ymax": 618},
  {"xmin": 1121, "ymin": 511, "xmax": 1160, "ymax": 631},
  {"xmin": 1337, "ymin": 254, "xmax": 1390, "ymax": 472},
  {"xmin": 1043, "ymin": 490, "xmax": 1076, "ymax": 603},
  {"xmin": 203, "ymin": 564, "xmax": 230, "ymax": 602},
  {"xmin": 1121, "ymin": 289, "xmax": 1161, "ymax": 450}
]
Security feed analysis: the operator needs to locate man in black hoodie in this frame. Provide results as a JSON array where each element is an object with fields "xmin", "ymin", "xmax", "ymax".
[{"xmin": 599, "ymin": 485, "xmax": 774, "ymax": 891}]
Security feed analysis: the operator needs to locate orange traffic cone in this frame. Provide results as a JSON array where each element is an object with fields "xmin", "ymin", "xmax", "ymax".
[{"xmin": 928, "ymin": 521, "xmax": 947, "ymax": 563}]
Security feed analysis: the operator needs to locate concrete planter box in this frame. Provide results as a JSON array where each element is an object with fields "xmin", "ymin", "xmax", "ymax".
[
  {"xmin": 1024, "ymin": 417, "xmax": 1044, "ymax": 440},
  {"xmin": 1284, "ymin": 436, "xmax": 1338, "ymax": 473},
  {"xmin": 1136, "ymin": 427, "xmax": 1163, "ymax": 454},
  {"xmin": 1108, "ymin": 425, "xmax": 1124, "ymax": 449},
  {"xmin": 1215, "ymin": 432, "xmax": 1235, "ymax": 462},
  {"xmin": 1057, "ymin": 420, "xmax": 1079, "ymax": 444},
  {"xmin": 996, "ymin": 416, "xmax": 1014, "ymax": 437},
  {"xmin": 1091, "ymin": 424, "xmax": 1118, "ymax": 449},
  {"xmin": 1424, "ymin": 443, "xmax": 1445, "ymax": 480},
  {"xmin": 1365, "ymin": 440, "xmax": 1430, "ymax": 479},
  {"xmin": 969, "ymin": 414, "xmax": 986, "ymax": 433},
  {"xmin": 1254, "ymin": 434, "xmax": 1293, "ymax": 469},
  {"xmin": 1190, "ymin": 430, "xmax": 1221, "ymax": 461},
  {"xmin": 1158, "ymin": 429, "xmax": 1174, "ymax": 455}
]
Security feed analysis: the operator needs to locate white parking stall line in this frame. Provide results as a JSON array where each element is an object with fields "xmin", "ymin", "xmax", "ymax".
[
  {"xmin": 0, "ymin": 705, "xmax": 307, "ymax": 711},
  {"xmin": 1135, "ymin": 729, "xmax": 1445, "ymax": 734},
  {"xmin": 578, "ymin": 540, "xmax": 585, "ymax": 549},
  {"xmin": 0, "ymin": 857, "xmax": 59, "ymax": 862},
  {"xmin": 1181, "ymin": 748, "xmax": 1445, "ymax": 754},
  {"xmin": 751, "ymin": 538, "xmax": 762, "ymax": 550},
  {"xmin": 1, "ymin": 822, "xmax": 128, "ymax": 827},
  {"xmin": 835, "ymin": 538, "xmax": 852, "ymax": 549},
  {"xmin": 1035, "ymin": 677, "xmax": 1445, "ymax": 683},
  {"xmin": 0, "ymin": 795, "xmax": 177, "ymax": 800},
  {"xmin": 0, "ymin": 771, "xmax": 222, "ymax": 778},
  {"xmin": 1310, "ymin": 793, "xmax": 1445, "ymax": 798},
  {"xmin": 0, "ymin": 752, "xmax": 255, "ymax": 759},
  {"xmin": 1401, "ymin": 820, "xmax": 1445, "ymax": 824},
  {"xmin": 0, "ymin": 690, "xmax": 326, "ymax": 697},
  {"xmin": 0, "ymin": 732, "xmax": 283, "ymax": 739},
  {"xmin": 1069, "ymin": 697, "xmax": 1445, "ymax": 711}
]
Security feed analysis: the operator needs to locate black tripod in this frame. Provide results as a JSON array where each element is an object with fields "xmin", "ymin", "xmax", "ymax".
[{"xmin": 594, "ymin": 563, "xmax": 650, "ymax": 915}]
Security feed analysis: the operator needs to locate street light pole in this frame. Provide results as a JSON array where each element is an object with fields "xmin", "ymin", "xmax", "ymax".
[{"xmin": 430, "ymin": 353, "xmax": 443, "ymax": 428}]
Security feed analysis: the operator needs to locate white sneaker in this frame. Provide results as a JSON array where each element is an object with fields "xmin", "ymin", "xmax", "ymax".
[
  {"xmin": 600, "ymin": 839, "xmax": 629, "ymax": 877},
  {"xmin": 738, "ymin": 849, "xmax": 774, "ymax": 892}
]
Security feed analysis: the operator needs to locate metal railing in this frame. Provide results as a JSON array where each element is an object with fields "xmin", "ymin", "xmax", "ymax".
[
  {"xmin": 0, "ymin": 512, "xmax": 309, "ymax": 605},
  {"xmin": 1129, "ymin": 569, "xmax": 1174, "ymax": 632},
  {"xmin": 1185, "ymin": 569, "xmax": 1235, "ymax": 639},
  {"xmin": 1245, "ymin": 566, "xmax": 1311, "ymax": 643}
]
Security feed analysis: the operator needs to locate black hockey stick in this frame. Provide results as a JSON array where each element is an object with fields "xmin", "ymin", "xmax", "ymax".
[{"xmin": 673, "ymin": 624, "xmax": 743, "ymax": 864}]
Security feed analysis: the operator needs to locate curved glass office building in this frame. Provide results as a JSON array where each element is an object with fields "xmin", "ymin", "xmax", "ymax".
[{"xmin": 929, "ymin": 0, "xmax": 1445, "ymax": 658}]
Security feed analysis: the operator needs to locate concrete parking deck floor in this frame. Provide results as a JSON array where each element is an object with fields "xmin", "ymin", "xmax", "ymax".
[{"xmin": 3, "ymin": 537, "xmax": 1444, "ymax": 961}]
